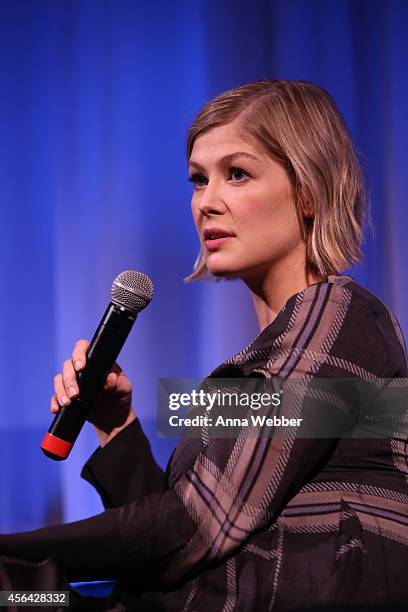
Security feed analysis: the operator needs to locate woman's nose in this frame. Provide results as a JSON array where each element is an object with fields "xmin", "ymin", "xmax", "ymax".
[{"xmin": 197, "ymin": 183, "xmax": 226, "ymax": 215}]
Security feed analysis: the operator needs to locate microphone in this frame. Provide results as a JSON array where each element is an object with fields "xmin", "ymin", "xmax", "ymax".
[{"xmin": 41, "ymin": 270, "xmax": 154, "ymax": 461}]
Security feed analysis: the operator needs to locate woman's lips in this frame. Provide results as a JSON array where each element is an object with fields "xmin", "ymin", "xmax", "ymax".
[
  {"xmin": 203, "ymin": 228, "xmax": 235, "ymax": 250},
  {"xmin": 204, "ymin": 236, "xmax": 234, "ymax": 250}
]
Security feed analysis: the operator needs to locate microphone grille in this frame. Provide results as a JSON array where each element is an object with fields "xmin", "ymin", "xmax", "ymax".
[{"xmin": 111, "ymin": 270, "xmax": 154, "ymax": 314}]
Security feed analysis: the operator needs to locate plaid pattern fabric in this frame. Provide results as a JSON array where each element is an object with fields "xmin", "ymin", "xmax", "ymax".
[
  {"xmin": 1, "ymin": 274, "xmax": 408, "ymax": 611},
  {"xmin": 135, "ymin": 274, "xmax": 408, "ymax": 609}
]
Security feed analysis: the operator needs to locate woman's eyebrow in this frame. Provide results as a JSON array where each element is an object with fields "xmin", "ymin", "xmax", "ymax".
[{"xmin": 189, "ymin": 151, "xmax": 262, "ymax": 170}]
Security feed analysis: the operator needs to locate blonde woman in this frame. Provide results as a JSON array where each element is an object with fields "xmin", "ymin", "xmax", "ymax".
[{"xmin": 1, "ymin": 81, "xmax": 408, "ymax": 611}]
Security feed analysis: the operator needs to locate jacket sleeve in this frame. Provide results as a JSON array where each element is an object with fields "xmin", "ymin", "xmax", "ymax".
[
  {"xmin": 81, "ymin": 417, "xmax": 166, "ymax": 508},
  {"xmin": 0, "ymin": 282, "xmax": 403, "ymax": 589}
]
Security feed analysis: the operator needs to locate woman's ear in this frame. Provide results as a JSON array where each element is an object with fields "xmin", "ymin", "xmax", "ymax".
[{"xmin": 295, "ymin": 192, "xmax": 314, "ymax": 242}]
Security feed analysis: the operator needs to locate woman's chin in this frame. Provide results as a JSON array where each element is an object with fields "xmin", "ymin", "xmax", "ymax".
[
  {"xmin": 206, "ymin": 264, "xmax": 241, "ymax": 279},
  {"xmin": 204, "ymin": 253, "xmax": 247, "ymax": 279},
  {"xmin": 206, "ymin": 259, "xmax": 267, "ymax": 284}
]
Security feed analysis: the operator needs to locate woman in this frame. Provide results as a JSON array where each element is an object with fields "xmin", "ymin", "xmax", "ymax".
[{"xmin": 1, "ymin": 80, "xmax": 408, "ymax": 611}]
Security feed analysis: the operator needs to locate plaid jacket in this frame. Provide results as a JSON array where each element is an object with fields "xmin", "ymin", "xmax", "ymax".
[{"xmin": 1, "ymin": 274, "xmax": 408, "ymax": 611}]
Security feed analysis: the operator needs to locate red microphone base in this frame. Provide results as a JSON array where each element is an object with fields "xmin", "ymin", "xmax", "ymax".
[{"xmin": 41, "ymin": 433, "xmax": 73, "ymax": 460}]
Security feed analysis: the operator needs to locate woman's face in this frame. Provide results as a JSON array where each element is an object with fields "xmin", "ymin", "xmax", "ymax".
[{"xmin": 189, "ymin": 123, "xmax": 305, "ymax": 284}]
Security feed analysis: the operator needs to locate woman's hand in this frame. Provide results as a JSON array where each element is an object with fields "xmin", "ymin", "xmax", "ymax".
[{"xmin": 50, "ymin": 339, "xmax": 135, "ymax": 447}]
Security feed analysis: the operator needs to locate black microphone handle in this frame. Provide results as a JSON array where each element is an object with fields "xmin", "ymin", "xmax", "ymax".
[{"xmin": 41, "ymin": 303, "xmax": 136, "ymax": 460}]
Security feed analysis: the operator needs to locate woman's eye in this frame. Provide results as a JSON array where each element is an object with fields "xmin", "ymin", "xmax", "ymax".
[
  {"xmin": 188, "ymin": 173, "xmax": 207, "ymax": 188},
  {"xmin": 188, "ymin": 167, "xmax": 249, "ymax": 188},
  {"xmin": 229, "ymin": 167, "xmax": 249, "ymax": 182}
]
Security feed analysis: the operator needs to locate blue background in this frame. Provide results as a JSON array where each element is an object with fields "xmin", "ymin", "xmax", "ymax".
[{"xmin": 0, "ymin": 0, "xmax": 407, "ymax": 531}]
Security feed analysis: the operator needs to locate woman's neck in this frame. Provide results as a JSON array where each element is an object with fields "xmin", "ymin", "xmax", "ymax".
[{"xmin": 247, "ymin": 259, "xmax": 323, "ymax": 332}]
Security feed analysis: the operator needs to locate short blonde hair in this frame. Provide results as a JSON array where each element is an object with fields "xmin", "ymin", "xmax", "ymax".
[{"xmin": 185, "ymin": 80, "xmax": 366, "ymax": 282}]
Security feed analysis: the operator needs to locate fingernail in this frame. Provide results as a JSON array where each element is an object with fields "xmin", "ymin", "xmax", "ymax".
[
  {"xmin": 75, "ymin": 359, "xmax": 82, "ymax": 369},
  {"xmin": 60, "ymin": 395, "xmax": 69, "ymax": 406},
  {"xmin": 68, "ymin": 386, "xmax": 77, "ymax": 397}
]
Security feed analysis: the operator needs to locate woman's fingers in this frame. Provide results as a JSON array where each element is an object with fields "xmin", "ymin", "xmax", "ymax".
[
  {"xmin": 116, "ymin": 372, "xmax": 132, "ymax": 396},
  {"xmin": 49, "ymin": 338, "xmax": 90, "ymax": 412},
  {"xmin": 72, "ymin": 339, "xmax": 90, "ymax": 371},
  {"xmin": 53, "ymin": 372, "xmax": 70, "ymax": 407},
  {"xmin": 62, "ymin": 358, "xmax": 79, "ymax": 399},
  {"xmin": 103, "ymin": 370, "xmax": 132, "ymax": 395},
  {"xmin": 50, "ymin": 393, "xmax": 59, "ymax": 413},
  {"xmin": 104, "ymin": 371, "xmax": 118, "ymax": 390},
  {"xmin": 103, "ymin": 363, "xmax": 126, "ymax": 391},
  {"xmin": 50, "ymin": 338, "xmax": 131, "ymax": 422}
]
